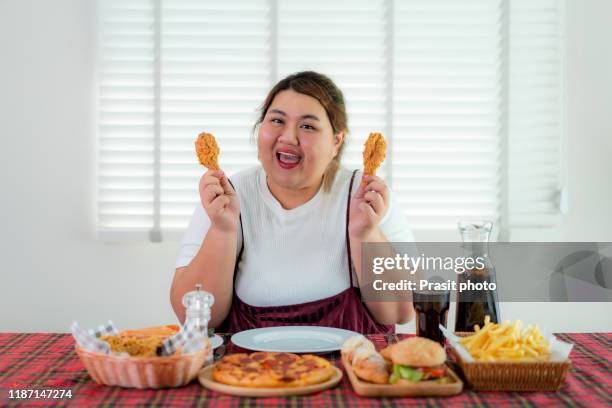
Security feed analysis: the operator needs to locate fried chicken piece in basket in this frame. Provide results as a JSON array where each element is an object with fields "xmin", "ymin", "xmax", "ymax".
[
  {"xmin": 362, "ymin": 132, "xmax": 386, "ymax": 177},
  {"xmin": 100, "ymin": 335, "xmax": 165, "ymax": 357},
  {"xmin": 195, "ymin": 132, "xmax": 220, "ymax": 170}
]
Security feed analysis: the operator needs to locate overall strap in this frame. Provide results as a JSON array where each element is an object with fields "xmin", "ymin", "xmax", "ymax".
[
  {"xmin": 345, "ymin": 170, "xmax": 359, "ymax": 287},
  {"xmin": 227, "ymin": 179, "xmax": 245, "ymax": 274}
]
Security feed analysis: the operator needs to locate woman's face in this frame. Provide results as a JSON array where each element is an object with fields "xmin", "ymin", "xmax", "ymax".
[{"xmin": 258, "ymin": 89, "xmax": 344, "ymax": 192}]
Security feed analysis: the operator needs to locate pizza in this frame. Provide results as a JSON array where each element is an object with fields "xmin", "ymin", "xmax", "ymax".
[{"xmin": 212, "ymin": 352, "xmax": 335, "ymax": 388}]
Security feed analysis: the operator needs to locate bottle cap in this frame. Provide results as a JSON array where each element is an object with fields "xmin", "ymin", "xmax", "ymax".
[{"xmin": 182, "ymin": 283, "xmax": 215, "ymax": 311}]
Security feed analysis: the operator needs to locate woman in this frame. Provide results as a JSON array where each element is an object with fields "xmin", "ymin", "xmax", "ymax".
[{"xmin": 171, "ymin": 71, "xmax": 414, "ymax": 334}]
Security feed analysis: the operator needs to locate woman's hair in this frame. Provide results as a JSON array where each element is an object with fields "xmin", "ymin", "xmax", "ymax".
[{"xmin": 253, "ymin": 71, "xmax": 349, "ymax": 192}]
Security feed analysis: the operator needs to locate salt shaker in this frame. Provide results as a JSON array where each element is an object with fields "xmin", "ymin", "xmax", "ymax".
[{"xmin": 182, "ymin": 283, "xmax": 214, "ymax": 336}]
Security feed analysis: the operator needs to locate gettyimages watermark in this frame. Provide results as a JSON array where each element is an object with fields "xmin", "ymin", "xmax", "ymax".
[{"xmin": 360, "ymin": 242, "xmax": 612, "ymax": 302}]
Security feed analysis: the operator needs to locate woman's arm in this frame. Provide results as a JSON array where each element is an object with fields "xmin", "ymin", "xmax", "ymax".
[
  {"xmin": 348, "ymin": 174, "xmax": 415, "ymax": 325},
  {"xmin": 170, "ymin": 226, "xmax": 237, "ymax": 328},
  {"xmin": 350, "ymin": 228, "xmax": 415, "ymax": 325},
  {"xmin": 170, "ymin": 170, "xmax": 240, "ymax": 328}
]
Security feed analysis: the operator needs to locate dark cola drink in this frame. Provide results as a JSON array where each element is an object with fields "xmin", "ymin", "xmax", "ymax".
[
  {"xmin": 455, "ymin": 267, "xmax": 500, "ymax": 332},
  {"xmin": 414, "ymin": 290, "xmax": 450, "ymax": 345},
  {"xmin": 455, "ymin": 221, "xmax": 500, "ymax": 332}
]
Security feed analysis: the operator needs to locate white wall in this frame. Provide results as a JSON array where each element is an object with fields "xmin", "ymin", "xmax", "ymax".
[
  {"xmin": 562, "ymin": 0, "xmax": 612, "ymax": 242},
  {"xmin": 0, "ymin": 0, "xmax": 180, "ymax": 332},
  {"xmin": 475, "ymin": 0, "xmax": 612, "ymax": 335},
  {"xmin": 0, "ymin": 0, "xmax": 610, "ymax": 333}
]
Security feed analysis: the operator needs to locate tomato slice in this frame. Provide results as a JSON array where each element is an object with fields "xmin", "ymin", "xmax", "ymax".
[{"xmin": 420, "ymin": 367, "xmax": 446, "ymax": 378}]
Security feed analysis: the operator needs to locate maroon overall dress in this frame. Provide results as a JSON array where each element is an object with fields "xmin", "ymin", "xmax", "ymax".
[{"xmin": 219, "ymin": 170, "xmax": 393, "ymax": 334}]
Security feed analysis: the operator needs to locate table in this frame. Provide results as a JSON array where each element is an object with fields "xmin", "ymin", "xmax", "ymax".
[{"xmin": 0, "ymin": 333, "xmax": 610, "ymax": 407}]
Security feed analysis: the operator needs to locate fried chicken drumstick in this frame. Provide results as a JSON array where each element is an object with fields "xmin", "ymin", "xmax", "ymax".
[
  {"xmin": 362, "ymin": 132, "xmax": 386, "ymax": 178},
  {"xmin": 195, "ymin": 132, "xmax": 220, "ymax": 171}
]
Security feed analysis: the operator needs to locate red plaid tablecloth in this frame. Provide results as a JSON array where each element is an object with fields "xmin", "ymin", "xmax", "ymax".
[{"xmin": 0, "ymin": 333, "xmax": 610, "ymax": 407}]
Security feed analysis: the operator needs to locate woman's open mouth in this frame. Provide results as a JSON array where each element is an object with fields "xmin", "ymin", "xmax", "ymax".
[{"xmin": 276, "ymin": 150, "xmax": 302, "ymax": 170}]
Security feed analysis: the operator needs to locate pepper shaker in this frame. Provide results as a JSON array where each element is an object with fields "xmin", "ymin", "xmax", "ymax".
[{"xmin": 182, "ymin": 283, "xmax": 214, "ymax": 336}]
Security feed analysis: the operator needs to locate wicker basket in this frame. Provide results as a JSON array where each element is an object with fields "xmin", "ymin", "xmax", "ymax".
[
  {"xmin": 75, "ymin": 341, "xmax": 211, "ymax": 389},
  {"xmin": 448, "ymin": 333, "xmax": 570, "ymax": 392}
]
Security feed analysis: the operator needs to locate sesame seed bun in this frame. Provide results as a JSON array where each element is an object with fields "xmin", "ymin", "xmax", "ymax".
[{"xmin": 385, "ymin": 337, "xmax": 446, "ymax": 367}]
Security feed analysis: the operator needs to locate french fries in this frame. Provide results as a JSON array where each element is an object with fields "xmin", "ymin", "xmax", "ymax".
[{"xmin": 458, "ymin": 316, "xmax": 550, "ymax": 362}]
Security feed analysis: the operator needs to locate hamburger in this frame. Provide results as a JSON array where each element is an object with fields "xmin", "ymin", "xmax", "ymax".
[{"xmin": 380, "ymin": 337, "xmax": 447, "ymax": 383}]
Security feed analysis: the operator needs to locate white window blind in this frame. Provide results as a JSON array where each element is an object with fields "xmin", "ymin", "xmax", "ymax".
[
  {"xmin": 98, "ymin": 0, "xmax": 156, "ymax": 234},
  {"xmin": 393, "ymin": 0, "xmax": 503, "ymax": 230},
  {"xmin": 98, "ymin": 0, "xmax": 270, "ymax": 240},
  {"xmin": 277, "ymin": 0, "xmax": 389, "ymax": 178},
  {"xmin": 507, "ymin": 0, "xmax": 565, "ymax": 228},
  {"xmin": 160, "ymin": 0, "xmax": 269, "ymax": 235},
  {"xmin": 96, "ymin": 0, "xmax": 564, "ymax": 241}
]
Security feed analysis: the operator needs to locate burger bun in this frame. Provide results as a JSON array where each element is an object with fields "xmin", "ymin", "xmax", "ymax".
[{"xmin": 383, "ymin": 337, "xmax": 446, "ymax": 367}]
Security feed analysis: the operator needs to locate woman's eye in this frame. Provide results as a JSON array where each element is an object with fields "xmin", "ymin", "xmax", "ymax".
[
  {"xmin": 270, "ymin": 118, "xmax": 283, "ymax": 124},
  {"xmin": 301, "ymin": 124, "xmax": 315, "ymax": 130}
]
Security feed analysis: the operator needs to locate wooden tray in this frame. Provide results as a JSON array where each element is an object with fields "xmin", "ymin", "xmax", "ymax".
[
  {"xmin": 198, "ymin": 365, "xmax": 343, "ymax": 397},
  {"xmin": 342, "ymin": 357, "xmax": 463, "ymax": 397}
]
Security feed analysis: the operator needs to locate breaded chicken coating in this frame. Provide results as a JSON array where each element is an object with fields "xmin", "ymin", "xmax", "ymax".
[
  {"xmin": 362, "ymin": 132, "xmax": 386, "ymax": 177},
  {"xmin": 195, "ymin": 132, "xmax": 220, "ymax": 170}
]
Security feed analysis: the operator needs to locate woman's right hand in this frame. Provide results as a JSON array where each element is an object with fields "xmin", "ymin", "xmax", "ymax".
[{"xmin": 199, "ymin": 170, "xmax": 240, "ymax": 232}]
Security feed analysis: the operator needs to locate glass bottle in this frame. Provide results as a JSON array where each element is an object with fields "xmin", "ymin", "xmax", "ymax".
[
  {"xmin": 182, "ymin": 284, "xmax": 214, "ymax": 336},
  {"xmin": 454, "ymin": 221, "xmax": 500, "ymax": 332}
]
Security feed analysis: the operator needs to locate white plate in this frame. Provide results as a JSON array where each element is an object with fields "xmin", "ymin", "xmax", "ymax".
[
  {"xmin": 210, "ymin": 334, "xmax": 224, "ymax": 349},
  {"xmin": 231, "ymin": 326, "xmax": 359, "ymax": 353}
]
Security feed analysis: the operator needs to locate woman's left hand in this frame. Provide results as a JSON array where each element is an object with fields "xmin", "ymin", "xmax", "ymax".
[{"xmin": 348, "ymin": 174, "xmax": 390, "ymax": 240}]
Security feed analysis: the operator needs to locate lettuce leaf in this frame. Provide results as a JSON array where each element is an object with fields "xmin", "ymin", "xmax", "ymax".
[
  {"xmin": 389, "ymin": 364, "xmax": 400, "ymax": 384},
  {"xmin": 394, "ymin": 364, "xmax": 424, "ymax": 382}
]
